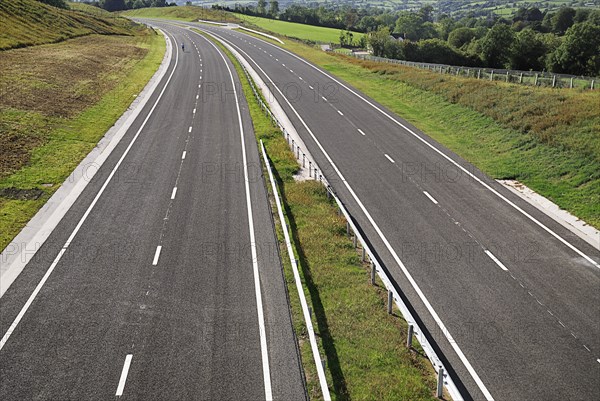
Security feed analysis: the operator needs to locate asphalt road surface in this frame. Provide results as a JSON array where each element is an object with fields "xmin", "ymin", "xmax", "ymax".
[
  {"xmin": 0, "ymin": 25, "xmax": 306, "ymax": 400},
  {"xmin": 163, "ymin": 21, "xmax": 599, "ymax": 401}
]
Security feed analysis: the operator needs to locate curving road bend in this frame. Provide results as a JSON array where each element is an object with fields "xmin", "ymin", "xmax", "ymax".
[
  {"xmin": 0, "ymin": 25, "xmax": 306, "ymax": 400},
  {"xmin": 159, "ymin": 20, "xmax": 600, "ymax": 401}
]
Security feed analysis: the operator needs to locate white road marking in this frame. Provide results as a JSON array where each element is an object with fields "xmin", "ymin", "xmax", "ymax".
[
  {"xmin": 171, "ymin": 187, "xmax": 177, "ymax": 200},
  {"xmin": 265, "ymin": 41, "xmax": 599, "ymax": 269},
  {"xmin": 115, "ymin": 354, "xmax": 133, "ymax": 397},
  {"xmin": 583, "ymin": 345, "xmax": 591, "ymax": 352},
  {"xmin": 0, "ymin": 30, "xmax": 181, "ymax": 352},
  {"xmin": 423, "ymin": 191, "xmax": 438, "ymax": 204},
  {"xmin": 337, "ymin": 110, "xmax": 343, "ymax": 116},
  {"xmin": 197, "ymin": 31, "xmax": 273, "ymax": 400},
  {"xmin": 309, "ymin": 85, "xmax": 314, "ymax": 90},
  {"xmin": 298, "ymin": 76, "xmax": 303, "ymax": 80},
  {"xmin": 152, "ymin": 246, "xmax": 162, "ymax": 266},
  {"xmin": 357, "ymin": 129, "xmax": 366, "ymax": 136},
  {"xmin": 484, "ymin": 250, "xmax": 508, "ymax": 271},
  {"xmin": 322, "ymin": 96, "xmax": 327, "ymax": 101},
  {"xmin": 282, "ymin": 63, "xmax": 285, "ymax": 67},
  {"xmin": 182, "ymin": 151, "xmax": 186, "ymax": 160},
  {"xmin": 188, "ymin": 126, "xmax": 192, "ymax": 133},
  {"xmin": 275, "ymin": 58, "xmax": 278, "ymax": 61},
  {"xmin": 216, "ymin": 38, "xmax": 492, "ymax": 400},
  {"xmin": 558, "ymin": 320, "xmax": 565, "ymax": 328},
  {"xmin": 384, "ymin": 154, "xmax": 395, "ymax": 163},
  {"xmin": 597, "ymin": 358, "xmax": 599, "ymax": 364},
  {"xmin": 193, "ymin": 108, "xmax": 196, "ymax": 114},
  {"xmin": 290, "ymin": 69, "xmax": 293, "ymax": 73}
]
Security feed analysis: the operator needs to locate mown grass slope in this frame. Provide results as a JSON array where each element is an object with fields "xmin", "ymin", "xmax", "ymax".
[
  {"xmin": 122, "ymin": 5, "xmax": 240, "ymax": 23},
  {"xmin": 0, "ymin": 0, "xmax": 140, "ymax": 50}
]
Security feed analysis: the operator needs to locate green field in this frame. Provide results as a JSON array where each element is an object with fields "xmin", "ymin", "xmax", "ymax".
[{"xmin": 234, "ymin": 13, "xmax": 365, "ymax": 44}]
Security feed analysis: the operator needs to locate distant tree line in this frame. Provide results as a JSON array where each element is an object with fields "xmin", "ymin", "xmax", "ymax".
[
  {"xmin": 218, "ymin": 3, "xmax": 600, "ymax": 76},
  {"xmin": 73, "ymin": 0, "xmax": 177, "ymax": 12}
]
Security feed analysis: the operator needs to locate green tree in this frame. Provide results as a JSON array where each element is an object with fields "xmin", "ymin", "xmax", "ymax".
[
  {"xmin": 510, "ymin": 29, "xmax": 547, "ymax": 70},
  {"xmin": 548, "ymin": 22, "xmax": 600, "ymax": 75},
  {"xmin": 479, "ymin": 23, "xmax": 515, "ymax": 68},
  {"xmin": 448, "ymin": 27, "xmax": 477, "ymax": 48},
  {"xmin": 269, "ymin": 1, "xmax": 279, "ymax": 17},
  {"xmin": 368, "ymin": 26, "xmax": 392, "ymax": 57},
  {"xmin": 257, "ymin": 0, "xmax": 266, "ymax": 15},
  {"xmin": 100, "ymin": 0, "xmax": 126, "ymax": 11},
  {"xmin": 552, "ymin": 7, "xmax": 576, "ymax": 34}
]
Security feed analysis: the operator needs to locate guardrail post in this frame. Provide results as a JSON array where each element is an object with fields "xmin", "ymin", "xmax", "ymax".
[
  {"xmin": 490, "ymin": 71, "xmax": 494, "ymax": 81},
  {"xmin": 519, "ymin": 73, "xmax": 523, "ymax": 83},
  {"xmin": 552, "ymin": 75, "xmax": 556, "ymax": 88},
  {"xmin": 361, "ymin": 246, "xmax": 366, "ymax": 262},
  {"xmin": 309, "ymin": 161, "xmax": 312, "ymax": 177},
  {"xmin": 302, "ymin": 153, "xmax": 306, "ymax": 168},
  {"xmin": 387, "ymin": 290, "xmax": 393, "ymax": 314},
  {"xmin": 297, "ymin": 146, "xmax": 300, "ymax": 159},
  {"xmin": 370, "ymin": 261, "xmax": 376, "ymax": 285},
  {"xmin": 407, "ymin": 324, "xmax": 414, "ymax": 348},
  {"xmin": 591, "ymin": 80, "xmax": 595, "ymax": 90},
  {"xmin": 353, "ymin": 234, "xmax": 357, "ymax": 248},
  {"xmin": 570, "ymin": 77, "xmax": 574, "ymax": 89},
  {"xmin": 477, "ymin": 70, "xmax": 481, "ymax": 79},
  {"xmin": 346, "ymin": 221, "xmax": 351, "ymax": 237},
  {"xmin": 534, "ymin": 73, "xmax": 538, "ymax": 86},
  {"xmin": 506, "ymin": 71, "xmax": 509, "ymax": 82},
  {"xmin": 437, "ymin": 367, "xmax": 444, "ymax": 399}
]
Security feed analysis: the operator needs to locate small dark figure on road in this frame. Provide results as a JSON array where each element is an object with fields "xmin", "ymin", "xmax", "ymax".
[{"xmin": 181, "ymin": 43, "xmax": 185, "ymax": 52}]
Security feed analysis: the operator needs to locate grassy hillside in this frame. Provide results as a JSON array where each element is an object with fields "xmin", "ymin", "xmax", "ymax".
[
  {"xmin": 122, "ymin": 5, "xmax": 240, "ymax": 22},
  {"xmin": 0, "ymin": 1, "xmax": 165, "ymax": 250},
  {"xmin": 234, "ymin": 13, "xmax": 365, "ymax": 44},
  {"xmin": 0, "ymin": 0, "xmax": 140, "ymax": 50}
]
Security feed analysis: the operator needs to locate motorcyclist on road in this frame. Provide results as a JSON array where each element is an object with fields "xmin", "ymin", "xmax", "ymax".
[{"xmin": 181, "ymin": 43, "xmax": 185, "ymax": 52}]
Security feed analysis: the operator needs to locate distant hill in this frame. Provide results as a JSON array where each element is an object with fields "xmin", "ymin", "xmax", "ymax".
[{"xmin": 0, "ymin": 0, "xmax": 140, "ymax": 50}]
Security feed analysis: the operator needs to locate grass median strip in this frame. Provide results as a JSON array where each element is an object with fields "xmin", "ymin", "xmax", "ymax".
[
  {"xmin": 200, "ymin": 29, "xmax": 440, "ymax": 401},
  {"xmin": 0, "ymin": 30, "xmax": 165, "ymax": 251}
]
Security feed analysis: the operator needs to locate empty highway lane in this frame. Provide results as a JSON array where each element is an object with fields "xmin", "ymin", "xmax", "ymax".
[{"xmin": 0, "ymin": 25, "xmax": 306, "ymax": 400}]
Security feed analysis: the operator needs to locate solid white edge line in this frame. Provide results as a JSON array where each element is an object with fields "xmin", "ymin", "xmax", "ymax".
[
  {"xmin": 357, "ymin": 128, "xmax": 366, "ymax": 136},
  {"xmin": 484, "ymin": 250, "xmax": 509, "ymax": 271},
  {"xmin": 0, "ymin": 29, "xmax": 180, "ymax": 352},
  {"xmin": 115, "ymin": 354, "xmax": 133, "ymax": 397},
  {"xmin": 204, "ymin": 30, "xmax": 492, "ymax": 401},
  {"xmin": 171, "ymin": 187, "xmax": 177, "ymax": 200},
  {"xmin": 260, "ymin": 141, "xmax": 332, "ymax": 401},
  {"xmin": 337, "ymin": 110, "xmax": 343, "ymax": 116},
  {"xmin": 194, "ymin": 30, "xmax": 273, "ymax": 401},
  {"xmin": 423, "ymin": 191, "xmax": 439, "ymax": 205},
  {"xmin": 248, "ymin": 34, "xmax": 599, "ymax": 270},
  {"xmin": 193, "ymin": 108, "xmax": 196, "ymax": 114},
  {"xmin": 152, "ymin": 246, "xmax": 162, "ymax": 266},
  {"xmin": 182, "ymin": 151, "xmax": 186, "ymax": 160},
  {"xmin": 384, "ymin": 154, "xmax": 395, "ymax": 163},
  {"xmin": 189, "ymin": 126, "xmax": 192, "ymax": 133}
]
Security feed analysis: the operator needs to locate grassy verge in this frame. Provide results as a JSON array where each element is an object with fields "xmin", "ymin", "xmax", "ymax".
[
  {"xmin": 232, "ymin": 13, "xmax": 364, "ymax": 44},
  {"xmin": 0, "ymin": 31, "xmax": 165, "ymax": 250},
  {"xmin": 199, "ymin": 29, "xmax": 440, "ymax": 401},
  {"xmin": 237, "ymin": 29, "xmax": 600, "ymax": 229}
]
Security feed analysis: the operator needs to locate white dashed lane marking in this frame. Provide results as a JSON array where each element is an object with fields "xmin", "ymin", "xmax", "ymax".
[
  {"xmin": 384, "ymin": 154, "xmax": 395, "ymax": 163},
  {"xmin": 423, "ymin": 191, "xmax": 439, "ymax": 205}
]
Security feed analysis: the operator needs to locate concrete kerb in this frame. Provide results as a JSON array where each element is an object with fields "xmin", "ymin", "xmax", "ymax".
[{"xmin": 0, "ymin": 29, "xmax": 173, "ymax": 297}]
